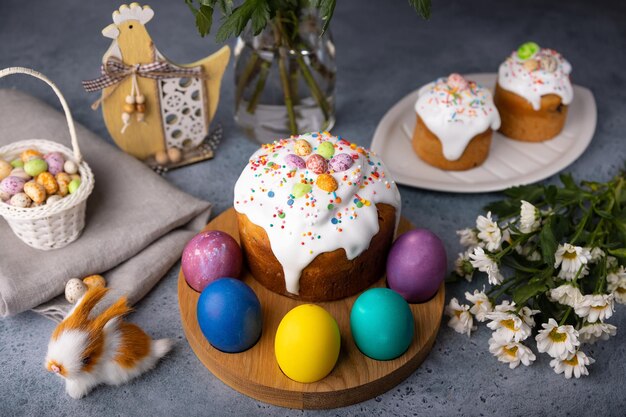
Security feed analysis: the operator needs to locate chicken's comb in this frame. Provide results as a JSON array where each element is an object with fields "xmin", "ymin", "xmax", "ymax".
[{"xmin": 113, "ymin": 2, "xmax": 154, "ymax": 25}]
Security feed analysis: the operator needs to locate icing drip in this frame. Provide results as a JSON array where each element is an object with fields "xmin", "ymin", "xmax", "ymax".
[
  {"xmin": 498, "ymin": 47, "xmax": 573, "ymax": 111},
  {"xmin": 234, "ymin": 132, "xmax": 401, "ymax": 295},
  {"xmin": 414, "ymin": 74, "xmax": 501, "ymax": 161}
]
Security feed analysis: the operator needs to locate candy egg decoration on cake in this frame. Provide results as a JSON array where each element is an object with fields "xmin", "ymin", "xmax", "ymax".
[
  {"xmin": 274, "ymin": 304, "xmax": 340, "ymax": 383},
  {"xmin": 350, "ymin": 288, "xmax": 414, "ymax": 361},
  {"xmin": 412, "ymin": 73, "xmax": 501, "ymax": 171},
  {"xmin": 182, "ymin": 230, "xmax": 243, "ymax": 292},
  {"xmin": 196, "ymin": 278, "xmax": 262, "ymax": 353},
  {"xmin": 494, "ymin": 42, "xmax": 573, "ymax": 142},
  {"xmin": 387, "ymin": 229, "xmax": 447, "ymax": 303},
  {"xmin": 233, "ymin": 132, "xmax": 401, "ymax": 302}
]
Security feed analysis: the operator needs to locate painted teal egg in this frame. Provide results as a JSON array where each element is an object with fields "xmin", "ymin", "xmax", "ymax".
[{"xmin": 350, "ymin": 288, "xmax": 414, "ymax": 360}]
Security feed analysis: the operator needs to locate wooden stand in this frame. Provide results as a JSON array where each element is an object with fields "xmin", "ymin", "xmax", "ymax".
[{"xmin": 178, "ymin": 208, "xmax": 445, "ymax": 409}]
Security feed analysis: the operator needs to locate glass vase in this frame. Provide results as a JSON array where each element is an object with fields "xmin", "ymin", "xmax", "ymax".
[{"xmin": 233, "ymin": 11, "xmax": 336, "ymax": 142}]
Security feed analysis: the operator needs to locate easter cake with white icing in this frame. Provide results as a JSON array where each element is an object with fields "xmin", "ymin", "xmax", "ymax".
[
  {"xmin": 234, "ymin": 132, "xmax": 401, "ymax": 301},
  {"xmin": 494, "ymin": 42, "xmax": 573, "ymax": 141},
  {"xmin": 412, "ymin": 73, "xmax": 501, "ymax": 171}
]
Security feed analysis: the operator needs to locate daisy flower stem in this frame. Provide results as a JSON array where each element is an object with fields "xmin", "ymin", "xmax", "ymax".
[
  {"xmin": 559, "ymin": 307, "xmax": 572, "ymax": 325},
  {"xmin": 594, "ymin": 257, "xmax": 608, "ymax": 294},
  {"xmin": 494, "ymin": 233, "xmax": 536, "ymax": 260},
  {"xmin": 570, "ymin": 206, "xmax": 592, "ymax": 245}
]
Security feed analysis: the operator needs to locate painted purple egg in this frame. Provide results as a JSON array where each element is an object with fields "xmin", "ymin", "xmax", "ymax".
[
  {"xmin": 386, "ymin": 229, "xmax": 447, "ymax": 303},
  {"xmin": 285, "ymin": 154, "xmax": 306, "ymax": 169},
  {"xmin": 182, "ymin": 230, "xmax": 243, "ymax": 292},
  {"xmin": 0, "ymin": 176, "xmax": 26, "ymax": 196},
  {"xmin": 329, "ymin": 153, "xmax": 354, "ymax": 172},
  {"xmin": 44, "ymin": 152, "xmax": 65, "ymax": 175},
  {"xmin": 306, "ymin": 154, "xmax": 328, "ymax": 175}
]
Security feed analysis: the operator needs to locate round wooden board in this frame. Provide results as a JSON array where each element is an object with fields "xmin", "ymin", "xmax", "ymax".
[{"xmin": 178, "ymin": 208, "xmax": 445, "ymax": 409}]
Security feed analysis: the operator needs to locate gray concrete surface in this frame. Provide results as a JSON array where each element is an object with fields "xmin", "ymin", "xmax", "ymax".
[{"xmin": 1, "ymin": 1, "xmax": 625, "ymax": 416}]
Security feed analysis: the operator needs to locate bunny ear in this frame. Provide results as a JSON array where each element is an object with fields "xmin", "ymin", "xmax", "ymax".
[
  {"xmin": 91, "ymin": 296, "xmax": 132, "ymax": 331},
  {"xmin": 67, "ymin": 287, "xmax": 109, "ymax": 322},
  {"xmin": 51, "ymin": 287, "xmax": 109, "ymax": 339}
]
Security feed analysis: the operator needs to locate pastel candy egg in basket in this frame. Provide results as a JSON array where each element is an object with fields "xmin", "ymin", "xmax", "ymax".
[{"xmin": 0, "ymin": 67, "xmax": 94, "ymax": 250}]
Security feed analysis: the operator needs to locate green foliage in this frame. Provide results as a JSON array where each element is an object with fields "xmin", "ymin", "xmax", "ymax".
[
  {"xmin": 184, "ymin": 0, "xmax": 432, "ymax": 40},
  {"xmin": 457, "ymin": 169, "xmax": 626, "ymax": 327},
  {"xmin": 408, "ymin": 0, "xmax": 432, "ymax": 20}
]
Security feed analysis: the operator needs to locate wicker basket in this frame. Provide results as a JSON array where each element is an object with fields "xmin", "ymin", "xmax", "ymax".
[{"xmin": 0, "ymin": 67, "xmax": 94, "ymax": 250}]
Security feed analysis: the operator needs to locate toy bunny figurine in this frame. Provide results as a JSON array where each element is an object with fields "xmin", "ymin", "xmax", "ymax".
[{"xmin": 45, "ymin": 287, "xmax": 172, "ymax": 399}]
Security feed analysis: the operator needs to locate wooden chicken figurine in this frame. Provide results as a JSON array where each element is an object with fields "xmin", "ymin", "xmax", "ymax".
[{"xmin": 84, "ymin": 3, "xmax": 230, "ymax": 161}]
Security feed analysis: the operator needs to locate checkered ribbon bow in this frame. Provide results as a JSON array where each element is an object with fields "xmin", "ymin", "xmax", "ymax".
[{"xmin": 82, "ymin": 57, "xmax": 204, "ymax": 92}]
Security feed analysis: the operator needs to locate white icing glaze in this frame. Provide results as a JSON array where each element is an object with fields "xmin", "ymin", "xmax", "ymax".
[
  {"xmin": 234, "ymin": 132, "xmax": 401, "ymax": 295},
  {"xmin": 414, "ymin": 75, "xmax": 501, "ymax": 161},
  {"xmin": 498, "ymin": 48, "xmax": 573, "ymax": 111}
]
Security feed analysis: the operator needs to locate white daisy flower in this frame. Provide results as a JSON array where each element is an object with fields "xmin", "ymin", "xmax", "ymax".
[
  {"xmin": 486, "ymin": 311, "xmax": 532, "ymax": 343},
  {"xmin": 535, "ymin": 318, "xmax": 579, "ymax": 359},
  {"xmin": 588, "ymin": 247, "xmax": 605, "ymax": 263},
  {"xmin": 574, "ymin": 293, "xmax": 614, "ymax": 323},
  {"xmin": 494, "ymin": 300, "xmax": 516, "ymax": 312},
  {"xmin": 469, "ymin": 247, "xmax": 504, "ymax": 285},
  {"xmin": 519, "ymin": 200, "xmax": 541, "ymax": 233},
  {"xmin": 549, "ymin": 350, "xmax": 595, "ymax": 379},
  {"xmin": 607, "ymin": 256, "xmax": 619, "ymax": 270},
  {"xmin": 607, "ymin": 265, "xmax": 626, "ymax": 304},
  {"xmin": 554, "ymin": 243, "xmax": 591, "ymax": 281},
  {"xmin": 578, "ymin": 322, "xmax": 617, "ymax": 344},
  {"xmin": 456, "ymin": 228, "xmax": 479, "ymax": 248},
  {"xmin": 476, "ymin": 212, "xmax": 502, "ymax": 252},
  {"xmin": 519, "ymin": 306, "xmax": 540, "ymax": 328},
  {"xmin": 488, "ymin": 338, "xmax": 536, "ymax": 369},
  {"xmin": 455, "ymin": 251, "xmax": 475, "ymax": 282},
  {"xmin": 548, "ymin": 284, "xmax": 583, "ymax": 307},
  {"xmin": 445, "ymin": 298, "xmax": 475, "ymax": 336},
  {"xmin": 465, "ymin": 290, "xmax": 493, "ymax": 322}
]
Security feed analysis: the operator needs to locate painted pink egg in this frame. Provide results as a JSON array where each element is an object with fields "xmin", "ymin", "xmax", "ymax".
[
  {"xmin": 386, "ymin": 229, "xmax": 447, "ymax": 303},
  {"xmin": 182, "ymin": 230, "xmax": 243, "ymax": 292},
  {"xmin": 329, "ymin": 153, "xmax": 353, "ymax": 172},
  {"xmin": 306, "ymin": 154, "xmax": 328, "ymax": 175},
  {"xmin": 0, "ymin": 176, "xmax": 26, "ymax": 196},
  {"xmin": 44, "ymin": 152, "xmax": 65, "ymax": 175},
  {"xmin": 285, "ymin": 154, "xmax": 306, "ymax": 169}
]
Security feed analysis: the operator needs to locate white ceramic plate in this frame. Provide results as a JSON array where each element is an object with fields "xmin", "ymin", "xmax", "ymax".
[{"xmin": 370, "ymin": 73, "xmax": 597, "ymax": 193}]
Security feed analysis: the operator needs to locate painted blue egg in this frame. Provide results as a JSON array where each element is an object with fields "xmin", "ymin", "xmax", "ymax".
[
  {"xmin": 350, "ymin": 288, "xmax": 414, "ymax": 360},
  {"xmin": 196, "ymin": 278, "xmax": 263, "ymax": 353}
]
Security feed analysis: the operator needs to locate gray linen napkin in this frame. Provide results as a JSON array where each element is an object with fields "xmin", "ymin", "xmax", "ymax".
[{"xmin": 0, "ymin": 89, "xmax": 211, "ymax": 320}]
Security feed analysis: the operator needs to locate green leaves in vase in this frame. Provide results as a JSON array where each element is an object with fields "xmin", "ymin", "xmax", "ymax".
[{"xmin": 184, "ymin": 0, "xmax": 432, "ymax": 41}]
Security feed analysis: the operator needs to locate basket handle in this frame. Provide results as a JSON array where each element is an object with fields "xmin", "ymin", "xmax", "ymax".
[{"xmin": 0, "ymin": 67, "xmax": 82, "ymax": 162}]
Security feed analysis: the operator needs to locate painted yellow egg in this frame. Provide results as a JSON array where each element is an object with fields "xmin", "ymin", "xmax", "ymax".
[{"xmin": 274, "ymin": 304, "xmax": 340, "ymax": 383}]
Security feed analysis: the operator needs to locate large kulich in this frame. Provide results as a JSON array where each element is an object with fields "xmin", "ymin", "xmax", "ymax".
[{"xmin": 233, "ymin": 132, "xmax": 401, "ymax": 301}]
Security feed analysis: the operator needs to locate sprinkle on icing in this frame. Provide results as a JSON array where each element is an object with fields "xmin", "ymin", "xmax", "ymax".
[
  {"xmin": 233, "ymin": 132, "xmax": 401, "ymax": 295},
  {"xmin": 498, "ymin": 44, "xmax": 573, "ymax": 111},
  {"xmin": 414, "ymin": 74, "xmax": 501, "ymax": 161}
]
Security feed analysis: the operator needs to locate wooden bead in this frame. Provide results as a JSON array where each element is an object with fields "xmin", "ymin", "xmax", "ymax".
[
  {"xmin": 123, "ymin": 103, "xmax": 135, "ymax": 113},
  {"xmin": 136, "ymin": 103, "xmax": 146, "ymax": 113},
  {"xmin": 125, "ymin": 95, "xmax": 136, "ymax": 104},
  {"xmin": 135, "ymin": 94, "xmax": 145, "ymax": 104},
  {"xmin": 155, "ymin": 150, "xmax": 169, "ymax": 165},
  {"xmin": 167, "ymin": 147, "xmax": 182, "ymax": 163}
]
